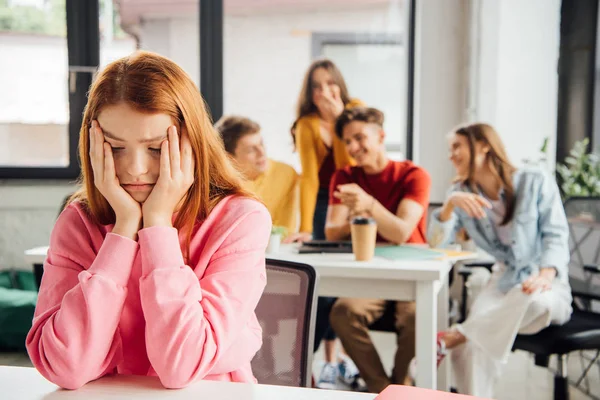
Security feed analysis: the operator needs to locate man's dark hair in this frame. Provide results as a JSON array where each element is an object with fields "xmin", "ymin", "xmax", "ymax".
[
  {"xmin": 334, "ymin": 106, "xmax": 384, "ymax": 138},
  {"xmin": 215, "ymin": 115, "xmax": 261, "ymax": 154}
]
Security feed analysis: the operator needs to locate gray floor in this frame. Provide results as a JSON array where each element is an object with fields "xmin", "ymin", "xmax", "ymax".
[
  {"xmin": 313, "ymin": 331, "xmax": 599, "ymax": 399},
  {"xmin": 2, "ymin": 334, "xmax": 598, "ymax": 399}
]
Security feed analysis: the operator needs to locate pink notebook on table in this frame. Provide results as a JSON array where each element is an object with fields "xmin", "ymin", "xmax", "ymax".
[{"xmin": 376, "ymin": 385, "xmax": 492, "ymax": 399}]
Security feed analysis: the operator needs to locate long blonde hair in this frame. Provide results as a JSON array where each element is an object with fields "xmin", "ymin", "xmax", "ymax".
[
  {"xmin": 71, "ymin": 51, "xmax": 253, "ymax": 250},
  {"xmin": 454, "ymin": 123, "xmax": 517, "ymax": 225}
]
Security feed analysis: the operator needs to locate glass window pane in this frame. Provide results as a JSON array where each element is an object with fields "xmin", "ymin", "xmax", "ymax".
[
  {"xmin": 0, "ymin": 0, "xmax": 69, "ymax": 167},
  {"xmin": 0, "ymin": 0, "xmax": 136, "ymax": 169}
]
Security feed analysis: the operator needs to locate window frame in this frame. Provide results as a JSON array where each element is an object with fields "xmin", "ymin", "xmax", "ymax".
[
  {"xmin": 0, "ymin": 0, "xmax": 99, "ymax": 180},
  {"xmin": 199, "ymin": 0, "xmax": 224, "ymax": 122}
]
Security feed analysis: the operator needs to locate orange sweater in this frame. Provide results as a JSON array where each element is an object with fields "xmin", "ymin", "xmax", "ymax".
[{"xmin": 294, "ymin": 98, "xmax": 363, "ymax": 233}]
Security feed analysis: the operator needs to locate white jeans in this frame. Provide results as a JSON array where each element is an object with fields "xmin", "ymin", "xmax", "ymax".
[{"xmin": 451, "ymin": 264, "xmax": 572, "ymax": 398}]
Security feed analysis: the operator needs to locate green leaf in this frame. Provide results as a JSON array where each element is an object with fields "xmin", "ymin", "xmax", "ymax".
[
  {"xmin": 271, "ymin": 226, "xmax": 288, "ymax": 236},
  {"xmin": 557, "ymin": 139, "xmax": 599, "ymax": 198},
  {"xmin": 540, "ymin": 137, "xmax": 549, "ymax": 153},
  {"xmin": 556, "ymin": 164, "xmax": 570, "ymax": 177}
]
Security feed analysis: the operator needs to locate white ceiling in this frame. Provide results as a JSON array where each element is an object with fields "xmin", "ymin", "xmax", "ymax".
[{"xmin": 115, "ymin": 0, "xmax": 395, "ymax": 24}]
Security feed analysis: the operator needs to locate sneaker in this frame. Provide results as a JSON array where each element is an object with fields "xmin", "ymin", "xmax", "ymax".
[
  {"xmin": 316, "ymin": 362, "xmax": 339, "ymax": 390},
  {"xmin": 338, "ymin": 355, "xmax": 360, "ymax": 386},
  {"xmin": 407, "ymin": 332, "xmax": 448, "ymax": 383},
  {"xmin": 437, "ymin": 332, "xmax": 447, "ymax": 366},
  {"xmin": 408, "ymin": 357, "xmax": 417, "ymax": 384},
  {"xmin": 353, "ymin": 377, "xmax": 369, "ymax": 392}
]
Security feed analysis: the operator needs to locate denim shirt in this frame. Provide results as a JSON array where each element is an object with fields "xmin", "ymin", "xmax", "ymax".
[{"xmin": 428, "ymin": 168, "xmax": 571, "ymax": 293}]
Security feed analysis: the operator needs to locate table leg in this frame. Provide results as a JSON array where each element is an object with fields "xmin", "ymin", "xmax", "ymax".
[
  {"xmin": 415, "ymin": 280, "xmax": 436, "ymax": 389},
  {"xmin": 436, "ymin": 278, "xmax": 450, "ymax": 391}
]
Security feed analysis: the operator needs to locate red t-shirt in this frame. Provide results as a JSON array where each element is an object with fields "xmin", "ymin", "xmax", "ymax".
[{"xmin": 329, "ymin": 160, "xmax": 431, "ymax": 244}]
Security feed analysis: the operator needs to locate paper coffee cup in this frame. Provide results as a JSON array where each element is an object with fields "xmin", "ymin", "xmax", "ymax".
[{"xmin": 350, "ymin": 217, "xmax": 377, "ymax": 261}]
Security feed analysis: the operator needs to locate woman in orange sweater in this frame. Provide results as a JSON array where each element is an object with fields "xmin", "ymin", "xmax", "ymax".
[
  {"xmin": 285, "ymin": 59, "xmax": 362, "ymax": 390},
  {"xmin": 286, "ymin": 59, "xmax": 363, "ymax": 243}
]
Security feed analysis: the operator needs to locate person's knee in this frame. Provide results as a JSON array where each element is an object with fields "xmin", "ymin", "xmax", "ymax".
[
  {"xmin": 518, "ymin": 296, "xmax": 553, "ymax": 334},
  {"xmin": 330, "ymin": 298, "xmax": 367, "ymax": 330},
  {"xmin": 450, "ymin": 340, "xmax": 475, "ymax": 367},
  {"xmin": 528, "ymin": 296, "xmax": 551, "ymax": 316},
  {"xmin": 394, "ymin": 302, "xmax": 416, "ymax": 333}
]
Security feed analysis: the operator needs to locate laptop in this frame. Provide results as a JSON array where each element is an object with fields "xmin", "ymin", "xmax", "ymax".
[
  {"xmin": 298, "ymin": 240, "xmax": 353, "ymax": 254},
  {"xmin": 376, "ymin": 385, "xmax": 491, "ymax": 399}
]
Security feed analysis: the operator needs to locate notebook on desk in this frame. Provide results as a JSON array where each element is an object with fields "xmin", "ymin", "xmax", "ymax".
[
  {"xmin": 376, "ymin": 385, "xmax": 491, "ymax": 399},
  {"xmin": 298, "ymin": 240, "xmax": 353, "ymax": 254},
  {"xmin": 374, "ymin": 245, "xmax": 445, "ymax": 261}
]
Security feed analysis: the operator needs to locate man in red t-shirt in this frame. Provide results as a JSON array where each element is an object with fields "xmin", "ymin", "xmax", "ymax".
[{"xmin": 326, "ymin": 107, "xmax": 431, "ymax": 393}]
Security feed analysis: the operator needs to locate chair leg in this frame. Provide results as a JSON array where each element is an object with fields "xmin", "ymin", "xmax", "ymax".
[
  {"xmin": 460, "ymin": 285, "xmax": 467, "ymax": 323},
  {"xmin": 459, "ymin": 274, "xmax": 469, "ymax": 323},
  {"xmin": 554, "ymin": 354, "xmax": 569, "ymax": 400}
]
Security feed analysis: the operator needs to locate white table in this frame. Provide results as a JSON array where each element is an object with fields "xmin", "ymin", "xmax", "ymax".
[
  {"xmin": 268, "ymin": 244, "xmax": 475, "ymax": 391},
  {"xmin": 24, "ymin": 246, "xmax": 48, "ymax": 266},
  {"xmin": 0, "ymin": 366, "xmax": 376, "ymax": 400},
  {"xmin": 24, "ymin": 247, "xmax": 48, "ymax": 288},
  {"xmin": 24, "ymin": 245, "xmax": 474, "ymax": 391}
]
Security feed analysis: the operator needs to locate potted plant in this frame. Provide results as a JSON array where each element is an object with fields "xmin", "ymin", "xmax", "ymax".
[
  {"xmin": 266, "ymin": 226, "xmax": 287, "ymax": 253},
  {"xmin": 523, "ymin": 136, "xmax": 550, "ymax": 170},
  {"xmin": 556, "ymin": 138, "xmax": 600, "ymax": 220}
]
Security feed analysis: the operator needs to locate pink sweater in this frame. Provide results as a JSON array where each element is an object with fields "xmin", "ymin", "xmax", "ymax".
[{"xmin": 26, "ymin": 195, "xmax": 271, "ymax": 390}]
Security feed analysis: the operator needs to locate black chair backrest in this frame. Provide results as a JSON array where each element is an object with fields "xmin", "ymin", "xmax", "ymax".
[
  {"xmin": 251, "ymin": 259, "xmax": 318, "ymax": 387},
  {"xmin": 564, "ymin": 196, "xmax": 600, "ymax": 309}
]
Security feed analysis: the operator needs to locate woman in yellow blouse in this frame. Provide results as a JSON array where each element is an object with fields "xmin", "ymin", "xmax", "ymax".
[
  {"xmin": 285, "ymin": 59, "xmax": 363, "ymax": 244},
  {"xmin": 285, "ymin": 59, "xmax": 363, "ymax": 390}
]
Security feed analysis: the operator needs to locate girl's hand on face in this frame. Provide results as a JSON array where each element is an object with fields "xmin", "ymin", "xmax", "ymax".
[
  {"xmin": 315, "ymin": 87, "xmax": 344, "ymax": 123},
  {"xmin": 447, "ymin": 192, "xmax": 491, "ymax": 219},
  {"xmin": 330, "ymin": 85, "xmax": 344, "ymax": 115},
  {"xmin": 89, "ymin": 120, "xmax": 142, "ymax": 239},
  {"xmin": 142, "ymin": 126, "xmax": 195, "ymax": 228}
]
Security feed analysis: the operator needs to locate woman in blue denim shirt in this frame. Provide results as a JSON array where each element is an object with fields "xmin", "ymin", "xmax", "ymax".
[{"xmin": 428, "ymin": 123, "xmax": 572, "ymax": 398}]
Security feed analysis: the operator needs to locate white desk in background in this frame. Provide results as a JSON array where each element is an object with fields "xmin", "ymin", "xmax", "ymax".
[
  {"xmin": 269, "ymin": 244, "xmax": 476, "ymax": 391},
  {"xmin": 24, "ymin": 246, "xmax": 48, "ymax": 288},
  {"xmin": 0, "ymin": 366, "xmax": 376, "ymax": 400},
  {"xmin": 24, "ymin": 246, "xmax": 48, "ymax": 267}
]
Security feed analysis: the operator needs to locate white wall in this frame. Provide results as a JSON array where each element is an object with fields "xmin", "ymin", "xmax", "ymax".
[
  {"xmin": 413, "ymin": 0, "xmax": 469, "ymax": 202},
  {"xmin": 474, "ymin": 0, "xmax": 561, "ymax": 169},
  {"xmin": 140, "ymin": 17, "xmax": 200, "ymax": 86}
]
